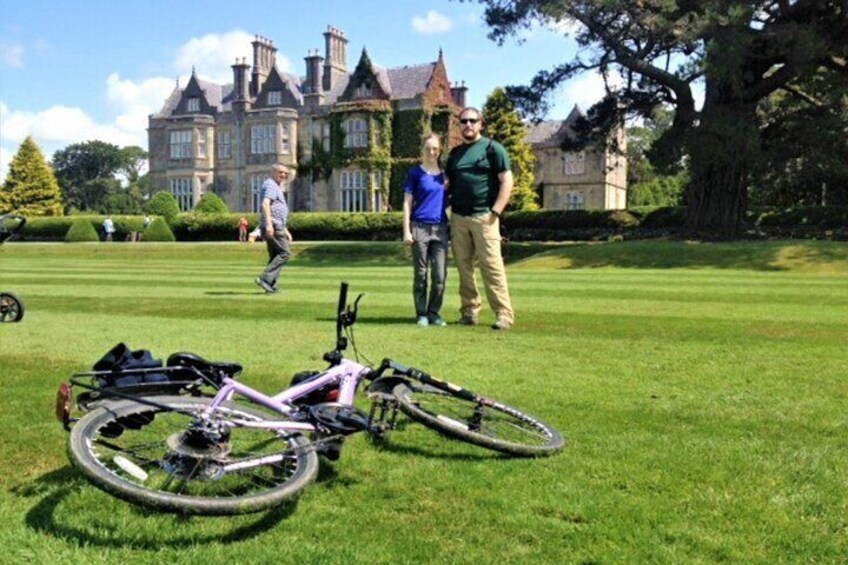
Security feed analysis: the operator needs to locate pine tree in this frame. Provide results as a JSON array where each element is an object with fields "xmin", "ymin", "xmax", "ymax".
[
  {"xmin": 1, "ymin": 136, "xmax": 63, "ymax": 216},
  {"xmin": 482, "ymin": 88, "xmax": 538, "ymax": 211}
]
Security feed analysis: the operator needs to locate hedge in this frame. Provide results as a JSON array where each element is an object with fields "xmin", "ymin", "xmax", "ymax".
[
  {"xmin": 15, "ymin": 206, "xmax": 848, "ymax": 242},
  {"xmin": 20, "ymin": 215, "xmax": 148, "ymax": 242}
]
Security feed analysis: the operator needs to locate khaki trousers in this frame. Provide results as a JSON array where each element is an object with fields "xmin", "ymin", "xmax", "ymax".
[{"xmin": 450, "ymin": 212, "xmax": 514, "ymax": 324}]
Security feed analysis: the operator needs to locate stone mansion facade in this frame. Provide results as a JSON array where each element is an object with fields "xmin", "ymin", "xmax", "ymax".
[
  {"xmin": 526, "ymin": 106, "xmax": 627, "ymax": 211},
  {"xmin": 148, "ymin": 25, "xmax": 626, "ymax": 213}
]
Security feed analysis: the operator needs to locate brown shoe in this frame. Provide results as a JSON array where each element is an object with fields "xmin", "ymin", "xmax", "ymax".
[{"xmin": 457, "ymin": 315, "xmax": 478, "ymax": 326}]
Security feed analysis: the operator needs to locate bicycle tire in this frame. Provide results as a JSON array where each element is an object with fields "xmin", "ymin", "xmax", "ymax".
[
  {"xmin": 68, "ymin": 396, "xmax": 319, "ymax": 515},
  {"xmin": 0, "ymin": 292, "xmax": 24, "ymax": 322},
  {"xmin": 393, "ymin": 383, "xmax": 564, "ymax": 457}
]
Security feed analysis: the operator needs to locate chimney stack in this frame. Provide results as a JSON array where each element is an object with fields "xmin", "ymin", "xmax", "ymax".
[
  {"xmin": 451, "ymin": 81, "xmax": 468, "ymax": 108},
  {"xmin": 251, "ymin": 36, "xmax": 277, "ymax": 97},
  {"xmin": 322, "ymin": 25, "xmax": 348, "ymax": 92},
  {"xmin": 303, "ymin": 49, "xmax": 325, "ymax": 109}
]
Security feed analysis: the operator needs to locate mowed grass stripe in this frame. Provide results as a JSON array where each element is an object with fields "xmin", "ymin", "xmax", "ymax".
[{"xmin": 0, "ymin": 240, "xmax": 846, "ymax": 563}]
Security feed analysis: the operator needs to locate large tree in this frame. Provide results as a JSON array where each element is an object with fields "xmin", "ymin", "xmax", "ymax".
[
  {"xmin": 482, "ymin": 87, "xmax": 539, "ymax": 210},
  {"xmin": 463, "ymin": 1, "xmax": 848, "ymax": 234},
  {"xmin": 52, "ymin": 140, "xmax": 126, "ymax": 211},
  {"xmin": 751, "ymin": 65, "xmax": 848, "ymax": 207},
  {"xmin": 0, "ymin": 136, "xmax": 63, "ymax": 216}
]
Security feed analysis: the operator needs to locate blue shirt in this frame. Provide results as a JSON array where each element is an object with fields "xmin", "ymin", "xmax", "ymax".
[
  {"xmin": 403, "ymin": 165, "xmax": 447, "ymax": 224},
  {"xmin": 259, "ymin": 177, "xmax": 288, "ymax": 229}
]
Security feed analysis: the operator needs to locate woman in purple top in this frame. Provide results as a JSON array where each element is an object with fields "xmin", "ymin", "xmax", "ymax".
[{"xmin": 403, "ymin": 133, "xmax": 449, "ymax": 327}]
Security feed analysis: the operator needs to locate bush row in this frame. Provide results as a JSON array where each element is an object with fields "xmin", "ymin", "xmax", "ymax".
[{"xmin": 16, "ymin": 206, "xmax": 848, "ymax": 242}]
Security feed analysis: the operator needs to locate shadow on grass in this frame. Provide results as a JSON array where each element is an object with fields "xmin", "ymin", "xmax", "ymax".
[
  {"xmin": 17, "ymin": 467, "xmax": 298, "ymax": 549},
  {"xmin": 315, "ymin": 315, "xmax": 415, "ymax": 326},
  {"xmin": 203, "ymin": 291, "xmax": 261, "ymax": 296},
  {"xmin": 506, "ymin": 240, "xmax": 848, "ymax": 272}
]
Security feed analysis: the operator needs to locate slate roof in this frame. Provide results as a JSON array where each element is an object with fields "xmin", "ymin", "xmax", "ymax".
[
  {"xmin": 524, "ymin": 106, "xmax": 584, "ymax": 148},
  {"xmin": 153, "ymin": 60, "xmax": 437, "ymax": 117},
  {"xmin": 385, "ymin": 63, "xmax": 435, "ymax": 100}
]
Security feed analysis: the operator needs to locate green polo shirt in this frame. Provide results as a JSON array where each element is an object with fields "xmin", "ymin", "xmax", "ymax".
[{"xmin": 447, "ymin": 137, "xmax": 510, "ymax": 216}]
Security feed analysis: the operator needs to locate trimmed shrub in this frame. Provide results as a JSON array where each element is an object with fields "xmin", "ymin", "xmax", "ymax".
[
  {"xmin": 65, "ymin": 218, "xmax": 100, "ymax": 242},
  {"xmin": 194, "ymin": 193, "xmax": 229, "ymax": 214},
  {"xmin": 142, "ymin": 217, "xmax": 175, "ymax": 242},
  {"xmin": 144, "ymin": 191, "xmax": 180, "ymax": 224}
]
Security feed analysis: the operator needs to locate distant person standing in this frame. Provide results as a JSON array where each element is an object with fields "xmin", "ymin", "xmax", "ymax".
[
  {"xmin": 102, "ymin": 216, "xmax": 115, "ymax": 242},
  {"xmin": 402, "ymin": 133, "xmax": 449, "ymax": 327},
  {"xmin": 445, "ymin": 107, "xmax": 515, "ymax": 331},
  {"xmin": 254, "ymin": 164, "xmax": 293, "ymax": 294},
  {"xmin": 143, "ymin": 214, "xmax": 152, "ymax": 230},
  {"xmin": 237, "ymin": 217, "xmax": 249, "ymax": 242}
]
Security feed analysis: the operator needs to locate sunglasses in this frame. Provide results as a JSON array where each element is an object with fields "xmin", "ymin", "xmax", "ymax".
[{"xmin": 459, "ymin": 118, "xmax": 480, "ymax": 125}]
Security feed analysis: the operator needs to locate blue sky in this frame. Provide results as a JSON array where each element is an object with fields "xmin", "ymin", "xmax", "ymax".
[{"xmin": 0, "ymin": 0, "xmax": 610, "ymax": 180}]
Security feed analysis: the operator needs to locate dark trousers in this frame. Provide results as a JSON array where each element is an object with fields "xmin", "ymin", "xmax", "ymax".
[
  {"xmin": 260, "ymin": 232, "xmax": 291, "ymax": 288},
  {"xmin": 411, "ymin": 222, "xmax": 448, "ymax": 318}
]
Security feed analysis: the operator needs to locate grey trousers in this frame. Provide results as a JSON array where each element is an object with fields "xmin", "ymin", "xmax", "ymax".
[
  {"xmin": 411, "ymin": 222, "xmax": 448, "ymax": 318},
  {"xmin": 260, "ymin": 231, "xmax": 291, "ymax": 288}
]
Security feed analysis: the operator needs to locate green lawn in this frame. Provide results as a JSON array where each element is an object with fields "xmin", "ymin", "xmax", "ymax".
[{"xmin": 1, "ymin": 240, "xmax": 846, "ymax": 564}]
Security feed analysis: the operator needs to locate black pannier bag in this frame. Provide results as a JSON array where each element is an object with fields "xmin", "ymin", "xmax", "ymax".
[{"xmin": 92, "ymin": 343, "xmax": 168, "ymax": 387}]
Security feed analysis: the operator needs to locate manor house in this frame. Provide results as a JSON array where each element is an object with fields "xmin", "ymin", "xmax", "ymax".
[{"xmin": 148, "ymin": 25, "xmax": 625, "ymax": 213}]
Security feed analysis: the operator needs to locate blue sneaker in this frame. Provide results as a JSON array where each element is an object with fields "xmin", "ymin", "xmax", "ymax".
[
  {"xmin": 429, "ymin": 316, "xmax": 447, "ymax": 327},
  {"xmin": 416, "ymin": 316, "xmax": 429, "ymax": 326}
]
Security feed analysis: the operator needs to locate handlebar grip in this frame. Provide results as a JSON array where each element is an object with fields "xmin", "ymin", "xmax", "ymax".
[{"xmin": 337, "ymin": 282, "xmax": 349, "ymax": 316}]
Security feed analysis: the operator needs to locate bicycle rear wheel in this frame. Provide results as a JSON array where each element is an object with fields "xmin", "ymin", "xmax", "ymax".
[
  {"xmin": 393, "ymin": 383, "xmax": 564, "ymax": 457},
  {"xmin": 68, "ymin": 396, "xmax": 319, "ymax": 515},
  {"xmin": 0, "ymin": 292, "xmax": 24, "ymax": 322}
]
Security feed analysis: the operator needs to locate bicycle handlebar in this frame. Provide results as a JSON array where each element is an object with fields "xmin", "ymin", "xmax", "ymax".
[{"xmin": 324, "ymin": 281, "xmax": 365, "ymax": 366}]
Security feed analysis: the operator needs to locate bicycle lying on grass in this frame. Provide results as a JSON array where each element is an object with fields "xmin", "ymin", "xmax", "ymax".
[
  {"xmin": 56, "ymin": 282, "xmax": 564, "ymax": 515},
  {"xmin": 0, "ymin": 214, "xmax": 26, "ymax": 323}
]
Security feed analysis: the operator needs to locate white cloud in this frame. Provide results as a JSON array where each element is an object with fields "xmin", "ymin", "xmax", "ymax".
[
  {"xmin": 173, "ymin": 29, "xmax": 293, "ymax": 83},
  {"xmin": 412, "ymin": 11, "xmax": 453, "ymax": 35},
  {"xmin": 558, "ymin": 70, "xmax": 624, "ymax": 114},
  {"xmin": 0, "ymin": 28, "xmax": 299, "ymax": 178},
  {"xmin": 105, "ymin": 73, "xmax": 176, "ymax": 142},
  {"xmin": 0, "ymin": 41, "xmax": 24, "ymax": 68}
]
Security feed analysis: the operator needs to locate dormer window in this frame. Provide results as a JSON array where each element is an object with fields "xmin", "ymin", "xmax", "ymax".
[
  {"xmin": 268, "ymin": 90, "xmax": 282, "ymax": 106},
  {"xmin": 354, "ymin": 82, "xmax": 372, "ymax": 98},
  {"xmin": 187, "ymin": 97, "xmax": 200, "ymax": 113}
]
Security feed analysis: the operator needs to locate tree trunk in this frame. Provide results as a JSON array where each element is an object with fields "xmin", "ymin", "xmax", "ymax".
[{"xmin": 685, "ymin": 96, "xmax": 759, "ymax": 237}]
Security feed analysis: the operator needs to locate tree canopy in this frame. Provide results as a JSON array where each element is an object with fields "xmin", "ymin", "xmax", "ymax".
[
  {"xmin": 0, "ymin": 136, "xmax": 63, "ymax": 216},
  {"xmin": 482, "ymin": 87, "xmax": 539, "ymax": 210},
  {"xmin": 52, "ymin": 141, "xmax": 148, "ymax": 212},
  {"xmin": 463, "ymin": 0, "xmax": 848, "ymax": 234}
]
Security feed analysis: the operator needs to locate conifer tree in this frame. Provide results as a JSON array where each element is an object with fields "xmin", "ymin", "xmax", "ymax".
[
  {"xmin": 1, "ymin": 136, "xmax": 64, "ymax": 216},
  {"xmin": 482, "ymin": 88, "xmax": 538, "ymax": 211}
]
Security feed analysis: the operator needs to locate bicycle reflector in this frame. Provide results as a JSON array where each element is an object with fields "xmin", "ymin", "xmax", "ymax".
[{"xmin": 55, "ymin": 383, "xmax": 72, "ymax": 429}]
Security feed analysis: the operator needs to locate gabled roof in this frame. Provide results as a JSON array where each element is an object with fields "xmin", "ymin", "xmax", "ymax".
[
  {"xmin": 154, "ymin": 77, "xmax": 232, "ymax": 117},
  {"xmin": 386, "ymin": 63, "xmax": 436, "ymax": 101},
  {"xmin": 525, "ymin": 105, "xmax": 584, "ymax": 148}
]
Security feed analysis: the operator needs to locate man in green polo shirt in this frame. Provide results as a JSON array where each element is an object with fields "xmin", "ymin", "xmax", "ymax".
[{"xmin": 445, "ymin": 107, "xmax": 515, "ymax": 331}]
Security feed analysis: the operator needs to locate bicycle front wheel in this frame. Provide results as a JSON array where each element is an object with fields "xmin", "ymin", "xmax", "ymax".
[
  {"xmin": 68, "ymin": 396, "xmax": 319, "ymax": 515},
  {"xmin": 393, "ymin": 383, "xmax": 564, "ymax": 457},
  {"xmin": 0, "ymin": 292, "xmax": 24, "ymax": 322}
]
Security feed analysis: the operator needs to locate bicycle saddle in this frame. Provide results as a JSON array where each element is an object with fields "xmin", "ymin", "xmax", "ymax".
[{"xmin": 166, "ymin": 352, "xmax": 243, "ymax": 380}]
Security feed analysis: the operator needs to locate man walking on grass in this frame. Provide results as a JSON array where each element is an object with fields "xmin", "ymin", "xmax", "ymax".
[
  {"xmin": 255, "ymin": 163, "xmax": 293, "ymax": 294},
  {"xmin": 445, "ymin": 107, "xmax": 515, "ymax": 331}
]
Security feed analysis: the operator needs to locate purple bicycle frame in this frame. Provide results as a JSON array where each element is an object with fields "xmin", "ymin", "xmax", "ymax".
[{"xmin": 200, "ymin": 358, "xmax": 372, "ymax": 433}]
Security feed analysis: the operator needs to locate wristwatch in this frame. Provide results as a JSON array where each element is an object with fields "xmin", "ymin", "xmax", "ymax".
[{"xmin": 490, "ymin": 209, "xmax": 501, "ymax": 218}]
